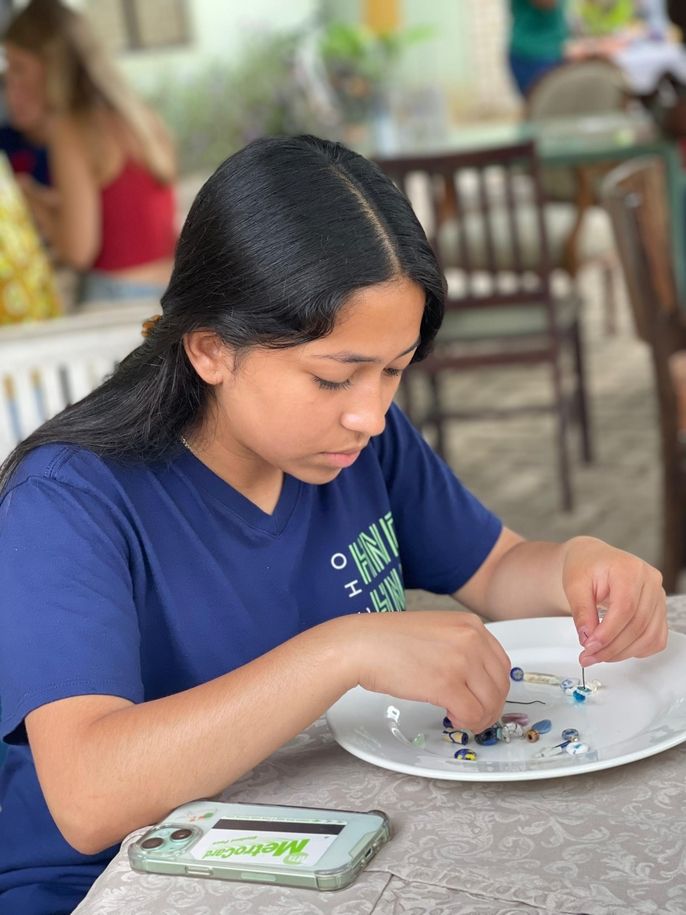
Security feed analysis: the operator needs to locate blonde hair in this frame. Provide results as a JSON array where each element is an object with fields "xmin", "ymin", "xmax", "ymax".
[{"xmin": 4, "ymin": 0, "xmax": 175, "ymax": 183}]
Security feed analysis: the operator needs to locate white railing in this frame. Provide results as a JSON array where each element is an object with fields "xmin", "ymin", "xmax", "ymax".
[{"xmin": 0, "ymin": 300, "xmax": 160, "ymax": 459}]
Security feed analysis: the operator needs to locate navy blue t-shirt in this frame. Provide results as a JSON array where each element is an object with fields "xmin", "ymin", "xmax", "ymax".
[
  {"xmin": 0, "ymin": 405, "xmax": 501, "ymax": 913},
  {"xmin": 0, "ymin": 124, "xmax": 50, "ymax": 185}
]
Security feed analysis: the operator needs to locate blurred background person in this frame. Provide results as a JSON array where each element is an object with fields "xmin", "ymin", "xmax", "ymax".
[
  {"xmin": 508, "ymin": 0, "xmax": 570, "ymax": 97},
  {"xmin": 667, "ymin": 0, "xmax": 686, "ymax": 43},
  {"xmin": 2, "ymin": 0, "xmax": 177, "ymax": 305}
]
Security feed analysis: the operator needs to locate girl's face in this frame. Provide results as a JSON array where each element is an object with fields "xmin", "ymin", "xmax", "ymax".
[
  {"xmin": 190, "ymin": 276, "xmax": 427, "ymax": 487},
  {"xmin": 4, "ymin": 43, "xmax": 48, "ymax": 135}
]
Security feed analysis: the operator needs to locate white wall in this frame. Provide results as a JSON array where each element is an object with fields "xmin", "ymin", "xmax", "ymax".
[{"xmin": 116, "ymin": 0, "xmax": 319, "ymax": 90}]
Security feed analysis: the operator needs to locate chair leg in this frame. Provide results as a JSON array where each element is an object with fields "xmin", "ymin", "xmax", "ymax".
[
  {"xmin": 551, "ymin": 359, "xmax": 573, "ymax": 512},
  {"xmin": 660, "ymin": 479, "xmax": 683, "ymax": 594},
  {"xmin": 400, "ymin": 374, "xmax": 417, "ymax": 427},
  {"xmin": 429, "ymin": 373, "xmax": 447, "ymax": 459},
  {"xmin": 571, "ymin": 323, "xmax": 593, "ymax": 464},
  {"xmin": 602, "ymin": 261, "xmax": 618, "ymax": 337}
]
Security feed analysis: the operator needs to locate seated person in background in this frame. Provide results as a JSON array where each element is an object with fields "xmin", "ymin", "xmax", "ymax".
[
  {"xmin": 2, "ymin": 0, "xmax": 177, "ymax": 305},
  {"xmin": 0, "ymin": 40, "xmax": 50, "ymax": 186},
  {"xmin": 572, "ymin": 0, "xmax": 635, "ymax": 38},
  {"xmin": 508, "ymin": 0, "xmax": 570, "ymax": 97},
  {"xmin": 667, "ymin": 0, "xmax": 686, "ymax": 43}
]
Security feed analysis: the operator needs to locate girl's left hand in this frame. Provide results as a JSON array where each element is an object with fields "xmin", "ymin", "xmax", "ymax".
[{"xmin": 561, "ymin": 536, "xmax": 668, "ymax": 666}]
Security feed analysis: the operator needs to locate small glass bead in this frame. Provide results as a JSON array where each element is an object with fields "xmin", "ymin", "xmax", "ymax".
[
  {"xmin": 565, "ymin": 741, "xmax": 590, "ymax": 756},
  {"xmin": 534, "ymin": 742, "xmax": 567, "ymax": 758},
  {"xmin": 561, "ymin": 728, "xmax": 579, "ymax": 742},
  {"xmin": 525, "ymin": 728, "xmax": 540, "ymax": 742},
  {"xmin": 572, "ymin": 687, "xmax": 592, "ymax": 703},
  {"xmin": 502, "ymin": 712, "xmax": 529, "ymax": 726},
  {"xmin": 443, "ymin": 729, "xmax": 469, "ymax": 746},
  {"xmin": 510, "ymin": 666, "xmax": 524, "ymax": 681},
  {"xmin": 560, "ymin": 677, "xmax": 579, "ymax": 691},
  {"xmin": 523, "ymin": 671, "xmax": 562, "ymax": 686},
  {"xmin": 531, "ymin": 718, "xmax": 552, "ymax": 734},
  {"xmin": 442, "ymin": 716, "xmax": 453, "ymax": 729},
  {"xmin": 475, "ymin": 727, "xmax": 499, "ymax": 746},
  {"xmin": 454, "ymin": 748, "xmax": 478, "ymax": 760},
  {"xmin": 495, "ymin": 726, "xmax": 510, "ymax": 743}
]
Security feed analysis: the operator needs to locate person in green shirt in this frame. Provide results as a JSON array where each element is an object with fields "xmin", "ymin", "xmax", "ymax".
[
  {"xmin": 573, "ymin": 0, "xmax": 634, "ymax": 36},
  {"xmin": 509, "ymin": 0, "xmax": 569, "ymax": 96}
]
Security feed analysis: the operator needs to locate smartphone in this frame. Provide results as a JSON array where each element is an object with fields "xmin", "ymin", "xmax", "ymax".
[{"xmin": 128, "ymin": 800, "xmax": 391, "ymax": 891}]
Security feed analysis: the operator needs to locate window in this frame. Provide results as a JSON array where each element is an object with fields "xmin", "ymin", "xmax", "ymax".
[{"xmin": 86, "ymin": 0, "xmax": 191, "ymax": 52}]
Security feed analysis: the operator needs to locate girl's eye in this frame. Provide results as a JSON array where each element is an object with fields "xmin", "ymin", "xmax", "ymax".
[
  {"xmin": 314, "ymin": 376, "xmax": 353, "ymax": 391},
  {"xmin": 314, "ymin": 367, "xmax": 403, "ymax": 390}
]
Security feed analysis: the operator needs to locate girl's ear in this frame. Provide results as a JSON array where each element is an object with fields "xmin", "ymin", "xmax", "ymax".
[{"xmin": 182, "ymin": 331, "xmax": 232, "ymax": 385}]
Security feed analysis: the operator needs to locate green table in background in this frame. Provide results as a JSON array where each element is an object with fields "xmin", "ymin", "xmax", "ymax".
[{"xmin": 368, "ymin": 109, "xmax": 686, "ymax": 302}]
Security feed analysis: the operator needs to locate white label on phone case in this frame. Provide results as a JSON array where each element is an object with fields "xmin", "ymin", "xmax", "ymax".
[{"xmin": 190, "ymin": 819, "xmax": 344, "ymax": 867}]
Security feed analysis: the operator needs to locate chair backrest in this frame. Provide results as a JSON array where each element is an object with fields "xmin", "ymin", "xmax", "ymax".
[
  {"xmin": 526, "ymin": 58, "xmax": 629, "ymax": 118},
  {"xmin": 376, "ymin": 141, "xmax": 554, "ymax": 311},
  {"xmin": 601, "ymin": 156, "xmax": 684, "ymax": 480},
  {"xmin": 0, "ymin": 300, "xmax": 158, "ymax": 459},
  {"xmin": 525, "ymin": 58, "xmax": 629, "ymax": 202}
]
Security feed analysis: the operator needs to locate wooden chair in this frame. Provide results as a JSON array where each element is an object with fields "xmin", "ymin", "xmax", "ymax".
[
  {"xmin": 377, "ymin": 141, "xmax": 592, "ymax": 512},
  {"xmin": 525, "ymin": 57, "xmax": 630, "ymax": 334},
  {"xmin": 601, "ymin": 156, "xmax": 686, "ymax": 592},
  {"xmin": 0, "ymin": 300, "xmax": 159, "ymax": 460}
]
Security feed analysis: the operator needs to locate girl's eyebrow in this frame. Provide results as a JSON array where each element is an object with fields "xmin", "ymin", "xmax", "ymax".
[{"xmin": 311, "ymin": 337, "xmax": 421, "ymax": 365}]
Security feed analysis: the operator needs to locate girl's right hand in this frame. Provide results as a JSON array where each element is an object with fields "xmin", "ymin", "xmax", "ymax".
[{"xmin": 340, "ymin": 610, "xmax": 511, "ymax": 734}]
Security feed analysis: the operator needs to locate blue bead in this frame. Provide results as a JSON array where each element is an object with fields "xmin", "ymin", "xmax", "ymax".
[
  {"xmin": 572, "ymin": 688, "xmax": 587, "ymax": 703},
  {"xmin": 454, "ymin": 748, "xmax": 478, "ymax": 760},
  {"xmin": 531, "ymin": 719, "xmax": 552, "ymax": 734},
  {"xmin": 510, "ymin": 666, "xmax": 524, "ymax": 681},
  {"xmin": 561, "ymin": 728, "xmax": 579, "ymax": 742},
  {"xmin": 444, "ymin": 729, "xmax": 469, "ymax": 745},
  {"xmin": 475, "ymin": 727, "xmax": 498, "ymax": 746},
  {"xmin": 442, "ymin": 716, "xmax": 453, "ymax": 729}
]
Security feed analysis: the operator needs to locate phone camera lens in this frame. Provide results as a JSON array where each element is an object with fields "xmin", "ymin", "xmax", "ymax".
[
  {"xmin": 141, "ymin": 837, "xmax": 164, "ymax": 849},
  {"xmin": 170, "ymin": 828, "xmax": 193, "ymax": 841}
]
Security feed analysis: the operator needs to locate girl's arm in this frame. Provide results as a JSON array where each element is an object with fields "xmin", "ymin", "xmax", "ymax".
[
  {"xmin": 455, "ymin": 528, "xmax": 667, "ymax": 667},
  {"xmin": 37, "ymin": 116, "xmax": 101, "ymax": 269},
  {"xmin": 25, "ymin": 608, "xmax": 510, "ymax": 857}
]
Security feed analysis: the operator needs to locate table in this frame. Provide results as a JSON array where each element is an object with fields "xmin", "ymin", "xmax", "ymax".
[
  {"xmin": 75, "ymin": 597, "xmax": 686, "ymax": 915},
  {"xmin": 369, "ymin": 109, "xmax": 686, "ymax": 302}
]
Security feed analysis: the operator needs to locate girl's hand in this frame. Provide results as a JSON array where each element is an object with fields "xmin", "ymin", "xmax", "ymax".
[
  {"xmin": 346, "ymin": 610, "xmax": 511, "ymax": 734},
  {"xmin": 561, "ymin": 536, "xmax": 668, "ymax": 666}
]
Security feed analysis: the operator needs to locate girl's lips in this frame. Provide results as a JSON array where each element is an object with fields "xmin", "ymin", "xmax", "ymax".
[{"xmin": 321, "ymin": 450, "xmax": 362, "ymax": 468}]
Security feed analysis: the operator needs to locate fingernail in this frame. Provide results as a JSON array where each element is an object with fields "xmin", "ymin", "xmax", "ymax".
[
  {"xmin": 580, "ymin": 654, "xmax": 598, "ymax": 667},
  {"xmin": 584, "ymin": 639, "xmax": 602, "ymax": 654},
  {"xmin": 578, "ymin": 626, "xmax": 591, "ymax": 645}
]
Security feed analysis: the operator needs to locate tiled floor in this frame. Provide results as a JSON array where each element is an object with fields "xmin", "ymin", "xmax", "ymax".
[{"xmin": 406, "ymin": 265, "xmax": 674, "ymax": 608}]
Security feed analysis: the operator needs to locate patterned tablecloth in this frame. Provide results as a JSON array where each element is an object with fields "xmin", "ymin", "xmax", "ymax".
[{"xmin": 75, "ymin": 599, "xmax": 686, "ymax": 915}]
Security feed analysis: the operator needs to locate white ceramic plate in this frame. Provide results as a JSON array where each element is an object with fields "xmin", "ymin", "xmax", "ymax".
[{"xmin": 325, "ymin": 617, "xmax": 686, "ymax": 781}]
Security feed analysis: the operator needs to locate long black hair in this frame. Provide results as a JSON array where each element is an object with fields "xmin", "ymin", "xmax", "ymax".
[{"xmin": 0, "ymin": 135, "xmax": 445, "ymax": 490}]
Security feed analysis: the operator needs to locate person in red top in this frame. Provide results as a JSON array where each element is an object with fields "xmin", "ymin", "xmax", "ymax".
[{"xmin": 3, "ymin": 0, "xmax": 177, "ymax": 304}]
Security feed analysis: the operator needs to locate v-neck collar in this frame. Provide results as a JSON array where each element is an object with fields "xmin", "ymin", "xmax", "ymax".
[{"xmin": 174, "ymin": 449, "xmax": 302, "ymax": 536}]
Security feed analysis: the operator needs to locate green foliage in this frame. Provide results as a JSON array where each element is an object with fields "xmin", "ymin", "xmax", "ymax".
[
  {"xmin": 320, "ymin": 21, "xmax": 433, "ymax": 84},
  {"xmin": 318, "ymin": 21, "xmax": 433, "ymax": 123},
  {"xmin": 146, "ymin": 21, "xmax": 434, "ymax": 173},
  {"xmin": 147, "ymin": 30, "xmax": 325, "ymax": 175}
]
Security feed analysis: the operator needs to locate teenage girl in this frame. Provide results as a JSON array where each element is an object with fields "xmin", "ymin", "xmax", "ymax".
[{"xmin": 0, "ymin": 134, "xmax": 667, "ymax": 914}]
